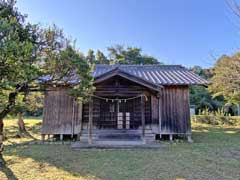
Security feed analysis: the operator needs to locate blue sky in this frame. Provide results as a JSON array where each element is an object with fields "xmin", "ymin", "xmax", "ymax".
[{"xmin": 17, "ymin": 0, "xmax": 240, "ymax": 67}]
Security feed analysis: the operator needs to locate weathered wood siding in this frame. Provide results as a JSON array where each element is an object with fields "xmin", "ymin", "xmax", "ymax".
[
  {"xmin": 151, "ymin": 95, "xmax": 159, "ymax": 133},
  {"xmin": 42, "ymin": 86, "xmax": 82, "ymax": 135},
  {"xmin": 42, "ymin": 83, "xmax": 191, "ymax": 135},
  {"xmin": 159, "ymin": 85, "xmax": 191, "ymax": 134}
]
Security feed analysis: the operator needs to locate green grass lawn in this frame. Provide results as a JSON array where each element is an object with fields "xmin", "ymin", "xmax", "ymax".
[{"xmin": 0, "ymin": 119, "xmax": 240, "ymax": 180}]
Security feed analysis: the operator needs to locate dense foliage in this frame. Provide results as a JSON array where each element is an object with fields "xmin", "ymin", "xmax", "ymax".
[
  {"xmin": 192, "ymin": 115, "xmax": 240, "ymax": 126},
  {"xmin": 209, "ymin": 54, "xmax": 240, "ymax": 107}
]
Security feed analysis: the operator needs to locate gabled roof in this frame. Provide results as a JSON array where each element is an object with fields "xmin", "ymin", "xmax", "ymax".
[
  {"xmin": 39, "ymin": 64, "xmax": 210, "ymax": 86},
  {"xmin": 94, "ymin": 67, "xmax": 163, "ymax": 91},
  {"xmin": 92, "ymin": 64, "xmax": 210, "ymax": 85}
]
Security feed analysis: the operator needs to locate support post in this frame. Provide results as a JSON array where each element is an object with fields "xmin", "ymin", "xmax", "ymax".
[
  {"xmin": 88, "ymin": 97, "xmax": 93, "ymax": 144},
  {"xmin": 237, "ymin": 104, "xmax": 240, "ymax": 116},
  {"xmin": 78, "ymin": 102, "xmax": 83, "ymax": 141},
  {"xmin": 60, "ymin": 134, "xmax": 63, "ymax": 141},
  {"xmin": 169, "ymin": 134, "xmax": 173, "ymax": 141},
  {"xmin": 71, "ymin": 99, "xmax": 75, "ymax": 139},
  {"xmin": 141, "ymin": 94, "xmax": 146, "ymax": 144},
  {"xmin": 157, "ymin": 92, "xmax": 162, "ymax": 138},
  {"xmin": 41, "ymin": 134, "xmax": 45, "ymax": 142},
  {"xmin": 187, "ymin": 134, "xmax": 193, "ymax": 143},
  {"xmin": 77, "ymin": 133, "xmax": 81, "ymax": 141}
]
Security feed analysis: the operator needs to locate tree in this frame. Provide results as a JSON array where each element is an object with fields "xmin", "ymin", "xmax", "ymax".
[
  {"xmin": 189, "ymin": 66, "xmax": 224, "ymax": 113},
  {"xmin": 12, "ymin": 94, "xmax": 28, "ymax": 132},
  {"xmin": 190, "ymin": 85, "xmax": 224, "ymax": 113},
  {"xmin": 209, "ymin": 54, "xmax": 240, "ymax": 113},
  {"xmin": 0, "ymin": 0, "xmax": 43, "ymax": 152},
  {"xmin": 24, "ymin": 92, "xmax": 43, "ymax": 117},
  {"xmin": 107, "ymin": 45, "xmax": 161, "ymax": 64},
  {"xmin": 0, "ymin": 1, "xmax": 93, "ymax": 153},
  {"xmin": 225, "ymin": 0, "xmax": 240, "ymax": 19},
  {"xmin": 10, "ymin": 92, "xmax": 43, "ymax": 134},
  {"xmin": 86, "ymin": 49, "xmax": 95, "ymax": 64},
  {"xmin": 190, "ymin": 66, "xmax": 213, "ymax": 80},
  {"xmin": 95, "ymin": 50, "xmax": 109, "ymax": 64},
  {"xmin": 39, "ymin": 25, "xmax": 94, "ymax": 101}
]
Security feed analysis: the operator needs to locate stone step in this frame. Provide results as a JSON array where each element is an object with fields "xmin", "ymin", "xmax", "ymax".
[
  {"xmin": 98, "ymin": 133, "xmax": 141, "ymax": 140},
  {"xmin": 81, "ymin": 129, "xmax": 154, "ymax": 134},
  {"xmin": 79, "ymin": 129, "xmax": 156, "ymax": 142},
  {"xmin": 71, "ymin": 141, "xmax": 161, "ymax": 149}
]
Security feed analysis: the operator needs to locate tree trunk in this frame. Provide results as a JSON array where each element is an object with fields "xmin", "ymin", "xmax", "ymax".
[
  {"xmin": 17, "ymin": 113, "xmax": 26, "ymax": 132},
  {"xmin": 0, "ymin": 83, "xmax": 29, "ymax": 153},
  {"xmin": 0, "ymin": 118, "xmax": 3, "ymax": 153},
  {"xmin": 0, "ymin": 92, "xmax": 18, "ymax": 154}
]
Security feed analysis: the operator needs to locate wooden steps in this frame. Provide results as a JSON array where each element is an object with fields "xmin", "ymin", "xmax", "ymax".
[{"xmin": 79, "ymin": 129, "xmax": 156, "ymax": 143}]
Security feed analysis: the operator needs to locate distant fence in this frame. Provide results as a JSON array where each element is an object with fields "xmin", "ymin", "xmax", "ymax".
[{"xmin": 192, "ymin": 115, "xmax": 240, "ymax": 126}]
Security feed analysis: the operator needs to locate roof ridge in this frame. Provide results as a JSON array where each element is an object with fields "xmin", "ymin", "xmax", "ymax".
[{"xmin": 95, "ymin": 64, "xmax": 184, "ymax": 67}]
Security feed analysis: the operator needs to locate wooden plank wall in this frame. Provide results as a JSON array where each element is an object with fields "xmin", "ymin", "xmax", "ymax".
[
  {"xmin": 42, "ymin": 86, "xmax": 82, "ymax": 135},
  {"xmin": 159, "ymin": 85, "xmax": 191, "ymax": 134},
  {"xmin": 151, "ymin": 95, "xmax": 159, "ymax": 133},
  {"xmin": 42, "ymin": 83, "xmax": 191, "ymax": 135}
]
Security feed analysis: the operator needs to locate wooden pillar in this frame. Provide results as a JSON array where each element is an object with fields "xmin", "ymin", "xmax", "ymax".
[
  {"xmin": 41, "ymin": 134, "xmax": 45, "ymax": 142},
  {"xmin": 78, "ymin": 102, "xmax": 83, "ymax": 141},
  {"xmin": 71, "ymin": 99, "xmax": 75, "ymax": 138},
  {"xmin": 157, "ymin": 92, "xmax": 162, "ymax": 137},
  {"xmin": 141, "ymin": 94, "xmax": 145, "ymax": 143},
  {"xmin": 60, "ymin": 134, "xmax": 63, "ymax": 141},
  {"xmin": 88, "ymin": 97, "xmax": 93, "ymax": 144}
]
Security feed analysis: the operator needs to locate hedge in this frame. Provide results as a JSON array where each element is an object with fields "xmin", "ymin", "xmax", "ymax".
[{"xmin": 192, "ymin": 115, "xmax": 240, "ymax": 126}]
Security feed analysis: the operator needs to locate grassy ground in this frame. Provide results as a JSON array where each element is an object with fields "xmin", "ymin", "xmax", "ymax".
[{"xmin": 0, "ymin": 119, "xmax": 240, "ymax": 180}]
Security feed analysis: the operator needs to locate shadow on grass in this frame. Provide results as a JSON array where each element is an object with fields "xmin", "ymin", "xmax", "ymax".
[
  {"xmin": 2, "ymin": 122, "xmax": 102, "ymax": 179},
  {"xmin": 2, "ymin": 122, "xmax": 240, "ymax": 180},
  {"xmin": 0, "ymin": 155, "xmax": 18, "ymax": 180}
]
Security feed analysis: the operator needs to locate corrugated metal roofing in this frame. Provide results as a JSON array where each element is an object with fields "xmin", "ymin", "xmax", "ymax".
[{"xmin": 92, "ymin": 64, "xmax": 210, "ymax": 85}]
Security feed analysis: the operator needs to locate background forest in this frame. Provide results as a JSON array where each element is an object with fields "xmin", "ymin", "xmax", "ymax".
[{"xmin": 16, "ymin": 47, "xmax": 240, "ymax": 118}]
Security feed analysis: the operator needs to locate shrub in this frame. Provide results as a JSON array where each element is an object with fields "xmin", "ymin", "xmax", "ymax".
[{"xmin": 192, "ymin": 115, "xmax": 240, "ymax": 126}]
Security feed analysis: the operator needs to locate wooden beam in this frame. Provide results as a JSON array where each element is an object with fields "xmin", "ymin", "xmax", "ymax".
[
  {"xmin": 141, "ymin": 94, "xmax": 145, "ymax": 143},
  {"xmin": 88, "ymin": 97, "xmax": 93, "ymax": 144}
]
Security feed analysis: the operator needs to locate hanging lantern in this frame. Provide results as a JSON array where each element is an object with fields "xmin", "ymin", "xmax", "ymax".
[{"xmin": 124, "ymin": 99, "xmax": 127, "ymax": 103}]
